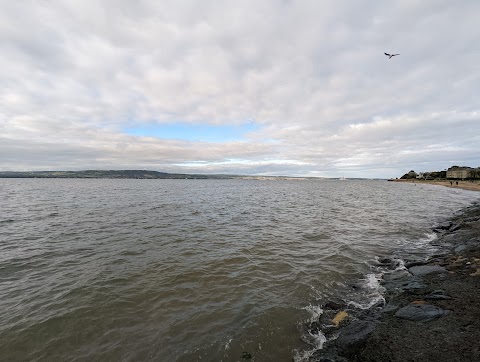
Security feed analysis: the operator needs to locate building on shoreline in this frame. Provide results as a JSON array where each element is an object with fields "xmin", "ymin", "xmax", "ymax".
[{"xmin": 446, "ymin": 166, "xmax": 474, "ymax": 179}]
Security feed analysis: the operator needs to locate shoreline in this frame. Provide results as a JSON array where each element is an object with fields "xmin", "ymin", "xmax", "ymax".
[
  {"xmin": 311, "ymin": 202, "xmax": 480, "ymax": 361},
  {"xmin": 390, "ymin": 178, "xmax": 480, "ymax": 192}
]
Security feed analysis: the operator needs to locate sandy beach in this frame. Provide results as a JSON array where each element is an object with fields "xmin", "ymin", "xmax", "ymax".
[{"xmin": 391, "ymin": 179, "xmax": 480, "ymax": 192}]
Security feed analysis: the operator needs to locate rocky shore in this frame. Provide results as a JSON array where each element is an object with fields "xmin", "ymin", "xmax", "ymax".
[{"xmin": 310, "ymin": 202, "xmax": 480, "ymax": 362}]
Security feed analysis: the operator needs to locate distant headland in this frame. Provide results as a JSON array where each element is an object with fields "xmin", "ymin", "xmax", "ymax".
[
  {"xmin": 0, "ymin": 170, "xmax": 325, "ymax": 181},
  {"xmin": 0, "ymin": 170, "xmax": 224, "ymax": 179}
]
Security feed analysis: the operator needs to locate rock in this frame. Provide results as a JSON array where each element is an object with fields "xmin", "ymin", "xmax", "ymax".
[
  {"xmin": 241, "ymin": 351, "xmax": 252, "ymax": 359},
  {"xmin": 335, "ymin": 321, "xmax": 376, "ymax": 352},
  {"xmin": 434, "ymin": 221, "xmax": 453, "ymax": 231},
  {"xmin": 309, "ymin": 321, "xmax": 321, "ymax": 334},
  {"xmin": 378, "ymin": 257, "xmax": 402, "ymax": 270},
  {"xmin": 454, "ymin": 244, "xmax": 467, "ymax": 253},
  {"xmin": 381, "ymin": 270, "xmax": 428, "ymax": 294},
  {"xmin": 401, "ymin": 281, "xmax": 428, "ymax": 293},
  {"xmin": 379, "ymin": 257, "xmax": 393, "ymax": 264},
  {"xmin": 382, "ymin": 269, "xmax": 412, "ymax": 282},
  {"xmin": 383, "ymin": 301, "xmax": 400, "ymax": 313},
  {"xmin": 404, "ymin": 260, "xmax": 428, "ymax": 268},
  {"xmin": 425, "ymin": 290, "xmax": 451, "ymax": 300},
  {"xmin": 408, "ymin": 265, "xmax": 447, "ymax": 276},
  {"xmin": 449, "ymin": 223, "xmax": 462, "ymax": 232},
  {"xmin": 395, "ymin": 304, "xmax": 449, "ymax": 322},
  {"xmin": 470, "ymin": 269, "xmax": 480, "ymax": 276},
  {"xmin": 324, "ymin": 301, "xmax": 345, "ymax": 310}
]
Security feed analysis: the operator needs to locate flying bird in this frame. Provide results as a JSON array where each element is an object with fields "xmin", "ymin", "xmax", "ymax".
[{"xmin": 385, "ymin": 52, "xmax": 400, "ymax": 59}]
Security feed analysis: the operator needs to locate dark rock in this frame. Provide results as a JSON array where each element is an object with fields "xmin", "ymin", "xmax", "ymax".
[
  {"xmin": 425, "ymin": 290, "xmax": 452, "ymax": 300},
  {"xmin": 309, "ymin": 321, "xmax": 321, "ymax": 334},
  {"xmin": 335, "ymin": 321, "xmax": 376, "ymax": 352},
  {"xmin": 454, "ymin": 244, "xmax": 467, "ymax": 253},
  {"xmin": 381, "ymin": 270, "xmax": 417, "ymax": 293},
  {"xmin": 408, "ymin": 265, "xmax": 447, "ymax": 276},
  {"xmin": 404, "ymin": 260, "xmax": 428, "ymax": 268},
  {"xmin": 379, "ymin": 257, "xmax": 393, "ymax": 264},
  {"xmin": 449, "ymin": 223, "xmax": 462, "ymax": 232},
  {"xmin": 383, "ymin": 301, "xmax": 400, "ymax": 313},
  {"xmin": 241, "ymin": 351, "xmax": 252, "ymax": 359},
  {"xmin": 401, "ymin": 281, "xmax": 428, "ymax": 293},
  {"xmin": 382, "ymin": 269, "xmax": 411, "ymax": 282},
  {"xmin": 378, "ymin": 257, "xmax": 401, "ymax": 270},
  {"xmin": 324, "ymin": 301, "xmax": 345, "ymax": 310},
  {"xmin": 434, "ymin": 221, "xmax": 452, "ymax": 231},
  {"xmin": 395, "ymin": 304, "xmax": 449, "ymax": 322}
]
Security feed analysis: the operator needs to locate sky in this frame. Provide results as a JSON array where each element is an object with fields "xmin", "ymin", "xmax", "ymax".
[{"xmin": 1, "ymin": 0, "xmax": 479, "ymax": 178}]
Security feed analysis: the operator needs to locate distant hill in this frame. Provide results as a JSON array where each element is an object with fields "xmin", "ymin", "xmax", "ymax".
[
  {"xmin": 0, "ymin": 170, "xmax": 233, "ymax": 179},
  {"xmin": 0, "ymin": 170, "xmax": 362, "ymax": 180}
]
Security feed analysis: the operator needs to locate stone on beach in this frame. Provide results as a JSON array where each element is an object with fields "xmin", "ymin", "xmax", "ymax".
[
  {"xmin": 469, "ymin": 268, "xmax": 480, "ymax": 276},
  {"xmin": 324, "ymin": 301, "xmax": 345, "ymax": 310},
  {"xmin": 395, "ymin": 303, "xmax": 450, "ymax": 322},
  {"xmin": 335, "ymin": 320, "xmax": 376, "ymax": 351},
  {"xmin": 408, "ymin": 265, "xmax": 447, "ymax": 276},
  {"xmin": 425, "ymin": 290, "xmax": 452, "ymax": 300}
]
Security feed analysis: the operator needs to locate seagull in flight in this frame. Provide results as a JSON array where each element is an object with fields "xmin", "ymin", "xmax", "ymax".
[{"xmin": 385, "ymin": 52, "xmax": 400, "ymax": 59}]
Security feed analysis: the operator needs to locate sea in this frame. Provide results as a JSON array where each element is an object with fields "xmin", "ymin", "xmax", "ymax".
[{"xmin": 1, "ymin": 178, "xmax": 478, "ymax": 361}]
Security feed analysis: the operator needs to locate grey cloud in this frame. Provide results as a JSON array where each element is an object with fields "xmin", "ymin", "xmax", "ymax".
[{"xmin": 1, "ymin": 1, "xmax": 479, "ymax": 178}]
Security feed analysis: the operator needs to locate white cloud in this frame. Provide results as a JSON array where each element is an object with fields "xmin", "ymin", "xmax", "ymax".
[{"xmin": 1, "ymin": 0, "xmax": 479, "ymax": 177}]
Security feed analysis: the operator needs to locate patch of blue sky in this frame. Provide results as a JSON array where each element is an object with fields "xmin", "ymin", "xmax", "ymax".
[
  {"xmin": 124, "ymin": 121, "xmax": 259, "ymax": 142},
  {"xmin": 174, "ymin": 159, "xmax": 311, "ymax": 168}
]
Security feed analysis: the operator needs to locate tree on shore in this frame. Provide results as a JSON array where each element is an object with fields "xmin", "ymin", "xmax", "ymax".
[{"xmin": 400, "ymin": 170, "xmax": 418, "ymax": 179}]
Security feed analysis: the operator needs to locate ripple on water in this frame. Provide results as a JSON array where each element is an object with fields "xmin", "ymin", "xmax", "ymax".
[{"xmin": 0, "ymin": 179, "xmax": 478, "ymax": 361}]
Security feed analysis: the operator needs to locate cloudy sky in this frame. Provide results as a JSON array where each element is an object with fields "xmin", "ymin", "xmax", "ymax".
[{"xmin": 1, "ymin": 0, "xmax": 479, "ymax": 178}]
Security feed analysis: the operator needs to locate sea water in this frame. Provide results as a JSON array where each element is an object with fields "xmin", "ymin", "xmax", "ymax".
[{"xmin": 0, "ymin": 179, "xmax": 477, "ymax": 361}]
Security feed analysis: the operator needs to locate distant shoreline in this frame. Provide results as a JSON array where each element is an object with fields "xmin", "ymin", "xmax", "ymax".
[
  {"xmin": 0, "ymin": 170, "xmax": 370, "ymax": 181},
  {"xmin": 390, "ymin": 178, "xmax": 480, "ymax": 192}
]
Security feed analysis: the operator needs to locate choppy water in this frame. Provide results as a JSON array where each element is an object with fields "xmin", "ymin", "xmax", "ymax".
[{"xmin": 1, "ymin": 179, "xmax": 478, "ymax": 361}]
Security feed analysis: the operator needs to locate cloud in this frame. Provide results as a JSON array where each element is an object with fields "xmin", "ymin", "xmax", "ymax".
[{"xmin": 1, "ymin": 1, "xmax": 479, "ymax": 177}]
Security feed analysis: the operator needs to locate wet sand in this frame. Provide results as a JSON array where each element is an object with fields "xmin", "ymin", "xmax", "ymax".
[{"xmin": 312, "ymin": 202, "xmax": 480, "ymax": 362}]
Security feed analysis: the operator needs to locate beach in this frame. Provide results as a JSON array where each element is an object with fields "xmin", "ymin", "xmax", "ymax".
[
  {"xmin": 391, "ymin": 178, "xmax": 480, "ymax": 192},
  {"xmin": 312, "ymin": 195, "xmax": 480, "ymax": 361}
]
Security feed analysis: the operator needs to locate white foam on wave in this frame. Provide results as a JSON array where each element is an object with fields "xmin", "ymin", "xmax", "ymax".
[
  {"xmin": 348, "ymin": 273, "xmax": 385, "ymax": 309},
  {"xmin": 293, "ymin": 329, "xmax": 327, "ymax": 362},
  {"xmin": 407, "ymin": 231, "xmax": 440, "ymax": 255},
  {"xmin": 420, "ymin": 232, "xmax": 438, "ymax": 243},
  {"xmin": 292, "ymin": 305, "xmax": 327, "ymax": 361},
  {"xmin": 302, "ymin": 304, "xmax": 324, "ymax": 324},
  {"xmin": 393, "ymin": 258, "xmax": 406, "ymax": 271}
]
